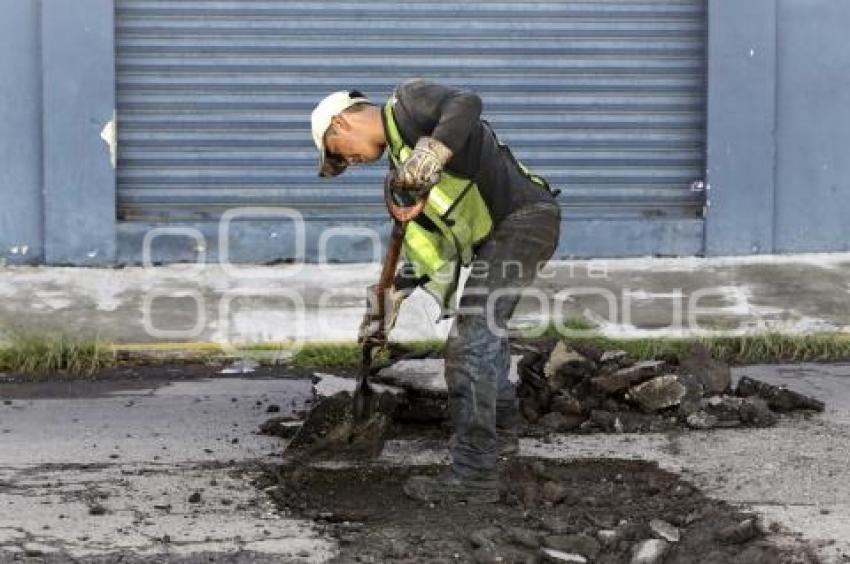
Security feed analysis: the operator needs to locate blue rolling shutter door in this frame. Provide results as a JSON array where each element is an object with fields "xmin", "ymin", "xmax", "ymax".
[{"xmin": 116, "ymin": 0, "xmax": 707, "ymax": 259}]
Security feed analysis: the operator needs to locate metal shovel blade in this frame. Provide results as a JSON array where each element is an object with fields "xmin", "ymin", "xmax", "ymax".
[
  {"xmin": 284, "ymin": 389, "xmax": 397, "ymax": 462},
  {"xmin": 284, "ymin": 346, "xmax": 397, "ymax": 462}
]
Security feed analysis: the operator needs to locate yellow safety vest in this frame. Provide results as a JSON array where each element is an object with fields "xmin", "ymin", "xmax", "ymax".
[
  {"xmin": 384, "ymin": 98, "xmax": 553, "ymax": 317},
  {"xmin": 384, "ymin": 99, "xmax": 493, "ymax": 317}
]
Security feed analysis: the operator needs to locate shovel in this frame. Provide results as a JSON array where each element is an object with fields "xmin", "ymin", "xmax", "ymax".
[
  {"xmin": 353, "ymin": 171, "xmax": 428, "ymax": 420},
  {"xmin": 284, "ymin": 171, "xmax": 427, "ymax": 461}
]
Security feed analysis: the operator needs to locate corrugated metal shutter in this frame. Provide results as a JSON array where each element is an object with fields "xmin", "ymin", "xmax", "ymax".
[{"xmin": 116, "ymin": 0, "xmax": 706, "ymax": 225}]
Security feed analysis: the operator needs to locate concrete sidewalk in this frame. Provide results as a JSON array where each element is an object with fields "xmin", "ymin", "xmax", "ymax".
[{"xmin": 1, "ymin": 253, "xmax": 850, "ymax": 346}]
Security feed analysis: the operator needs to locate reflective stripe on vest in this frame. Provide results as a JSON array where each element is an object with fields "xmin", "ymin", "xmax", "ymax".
[{"xmin": 383, "ymin": 99, "xmax": 493, "ymax": 315}]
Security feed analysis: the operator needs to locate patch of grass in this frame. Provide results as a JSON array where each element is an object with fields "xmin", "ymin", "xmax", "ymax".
[
  {"xmin": 289, "ymin": 339, "xmax": 444, "ymax": 369},
  {"xmin": 288, "ymin": 342, "xmax": 364, "ymax": 368},
  {"xmin": 286, "ymin": 332, "xmax": 850, "ymax": 369},
  {"xmin": 5, "ymin": 330, "xmax": 848, "ymax": 376},
  {"xmin": 0, "ymin": 332, "xmax": 116, "ymax": 376},
  {"xmin": 560, "ymin": 332, "xmax": 850, "ymax": 365},
  {"xmin": 528, "ymin": 317, "xmax": 598, "ymax": 338},
  {"xmin": 397, "ymin": 339, "xmax": 446, "ymax": 356},
  {"xmin": 708, "ymin": 333, "xmax": 850, "ymax": 364}
]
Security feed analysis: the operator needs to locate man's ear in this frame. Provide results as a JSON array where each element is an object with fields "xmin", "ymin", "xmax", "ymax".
[{"xmin": 330, "ymin": 114, "xmax": 351, "ymax": 132}]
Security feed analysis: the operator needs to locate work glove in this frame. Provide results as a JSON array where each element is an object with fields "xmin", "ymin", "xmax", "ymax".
[
  {"xmin": 357, "ymin": 283, "xmax": 413, "ymax": 346},
  {"xmin": 396, "ymin": 136, "xmax": 453, "ymax": 193}
]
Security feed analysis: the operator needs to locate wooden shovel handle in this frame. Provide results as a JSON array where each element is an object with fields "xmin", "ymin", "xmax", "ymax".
[{"xmin": 365, "ymin": 172, "xmax": 428, "ymax": 344}]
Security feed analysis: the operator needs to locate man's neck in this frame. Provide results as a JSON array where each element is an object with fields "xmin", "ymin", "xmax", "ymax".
[{"xmin": 366, "ymin": 105, "xmax": 387, "ymax": 147}]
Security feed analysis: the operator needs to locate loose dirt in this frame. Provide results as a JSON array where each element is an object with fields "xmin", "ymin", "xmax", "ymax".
[{"xmin": 261, "ymin": 457, "xmax": 820, "ymax": 563}]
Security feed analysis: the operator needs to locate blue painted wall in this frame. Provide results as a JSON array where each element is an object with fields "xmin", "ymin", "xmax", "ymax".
[
  {"xmin": 706, "ymin": 0, "xmax": 850, "ymax": 254},
  {"xmin": 2, "ymin": 0, "xmax": 850, "ymax": 264},
  {"xmin": 42, "ymin": 0, "xmax": 117, "ymax": 265},
  {"xmin": 704, "ymin": 0, "xmax": 777, "ymax": 255},
  {"xmin": 0, "ymin": 2, "xmax": 44, "ymax": 265},
  {"xmin": 0, "ymin": 0, "xmax": 116, "ymax": 266},
  {"xmin": 773, "ymin": 0, "xmax": 850, "ymax": 252}
]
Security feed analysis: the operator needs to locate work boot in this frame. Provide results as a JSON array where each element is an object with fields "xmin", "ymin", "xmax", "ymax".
[
  {"xmin": 403, "ymin": 469, "xmax": 499, "ymax": 504},
  {"xmin": 449, "ymin": 432, "xmax": 517, "ymax": 457}
]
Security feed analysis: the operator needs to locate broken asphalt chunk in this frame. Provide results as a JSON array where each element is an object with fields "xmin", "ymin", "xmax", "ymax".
[
  {"xmin": 631, "ymin": 539, "xmax": 669, "ymax": 564},
  {"xmin": 716, "ymin": 518, "xmax": 760, "ymax": 544},
  {"xmin": 259, "ymin": 417, "xmax": 302, "ymax": 439},
  {"xmin": 539, "ymin": 548, "xmax": 587, "ymax": 563},
  {"xmin": 598, "ymin": 349, "xmax": 630, "ymax": 371},
  {"xmin": 649, "ymin": 519, "xmax": 680, "ymax": 543},
  {"xmin": 679, "ymin": 343, "xmax": 731, "ymax": 394},
  {"xmin": 545, "ymin": 342, "xmax": 596, "ymax": 390},
  {"xmin": 591, "ymin": 360, "xmax": 667, "ymax": 394},
  {"xmin": 736, "ymin": 376, "xmax": 825, "ymax": 412},
  {"xmin": 628, "ymin": 375, "xmax": 687, "ymax": 412},
  {"xmin": 543, "ymin": 533, "xmax": 600, "ymax": 560}
]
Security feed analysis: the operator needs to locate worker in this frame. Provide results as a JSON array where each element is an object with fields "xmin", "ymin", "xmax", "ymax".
[{"xmin": 310, "ymin": 79, "xmax": 561, "ymax": 504}]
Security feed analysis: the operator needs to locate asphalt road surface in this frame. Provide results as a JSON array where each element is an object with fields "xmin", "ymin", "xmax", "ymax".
[{"xmin": 1, "ymin": 363, "xmax": 848, "ymax": 562}]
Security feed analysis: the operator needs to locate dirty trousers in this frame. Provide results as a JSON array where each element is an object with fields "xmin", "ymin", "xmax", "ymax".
[{"xmin": 444, "ymin": 201, "xmax": 561, "ymax": 480}]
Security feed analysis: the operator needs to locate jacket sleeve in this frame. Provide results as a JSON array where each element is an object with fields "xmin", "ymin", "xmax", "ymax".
[{"xmin": 396, "ymin": 78, "xmax": 483, "ymax": 156}]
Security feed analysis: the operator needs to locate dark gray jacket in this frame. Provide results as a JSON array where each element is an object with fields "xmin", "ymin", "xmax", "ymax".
[{"xmin": 385, "ymin": 78, "xmax": 558, "ymax": 227}]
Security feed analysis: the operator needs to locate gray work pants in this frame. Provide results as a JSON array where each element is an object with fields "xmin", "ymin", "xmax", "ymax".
[{"xmin": 444, "ymin": 201, "xmax": 561, "ymax": 480}]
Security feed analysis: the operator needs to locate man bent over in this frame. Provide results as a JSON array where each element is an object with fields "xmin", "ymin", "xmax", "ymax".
[{"xmin": 310, "ymin": 79, "xmax": 561, "ymax": 503}]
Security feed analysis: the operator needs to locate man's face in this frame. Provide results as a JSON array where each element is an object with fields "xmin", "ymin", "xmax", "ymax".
[{"xmin": 323, "ymin": 112, "xmax": 385, "ymax": 169}]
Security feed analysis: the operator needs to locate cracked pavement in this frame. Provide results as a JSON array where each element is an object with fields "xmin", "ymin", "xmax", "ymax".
[
  {"xmin": 1, "ymin": 364, "xmax": 849, "ymax": 562},
  {"xmin": 0, "ymin": 373, "xmax": 333, "ymax": 562}
]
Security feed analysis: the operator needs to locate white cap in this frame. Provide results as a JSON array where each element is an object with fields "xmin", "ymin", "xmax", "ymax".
[{"xmin": 310, "ymin": 89, "xmax": 371, "ymax": 177}]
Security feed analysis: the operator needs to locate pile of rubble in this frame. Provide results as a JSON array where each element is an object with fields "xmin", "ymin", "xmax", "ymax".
[
  {"xmin": 516, "ymin": 341, "xmax": 824, "ymax": 435},
  {"xmin": 277, "ymin": 341, "xmax": 826, "ymax": 446}
]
